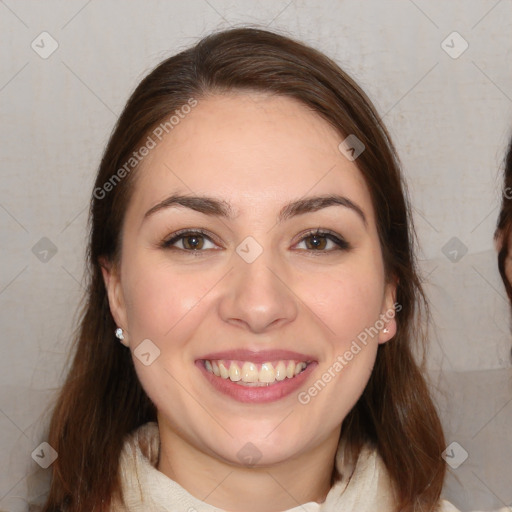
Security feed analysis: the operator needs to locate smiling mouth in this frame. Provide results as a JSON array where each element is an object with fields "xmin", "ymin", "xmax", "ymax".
[{"xmin": 202, "ymin": 359, "xmax": 311, "ymax": 386}]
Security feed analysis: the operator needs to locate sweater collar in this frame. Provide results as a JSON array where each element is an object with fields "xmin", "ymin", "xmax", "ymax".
[{"xmin": 115, "ymin": 421, "xmax": 397, "ymax": 512}]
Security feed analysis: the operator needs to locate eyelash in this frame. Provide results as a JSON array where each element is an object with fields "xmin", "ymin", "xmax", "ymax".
[{"xmin": 161, "ymin": 228, "xmax": 350, "ymax": 255}]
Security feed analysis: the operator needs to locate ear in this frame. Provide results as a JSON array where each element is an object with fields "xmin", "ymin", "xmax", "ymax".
[
  {"xmin": 99, "ymin": 256, "xmax": 129, "ymax": 347},
  {"xmin": 378, "ymin": 277, "xmax": 398, "ymax": 344}
]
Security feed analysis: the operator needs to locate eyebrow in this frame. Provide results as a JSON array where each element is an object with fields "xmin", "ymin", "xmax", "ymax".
[{"xmin": 143, "ymin": 193, "xmax": 367, "ymax": 227}]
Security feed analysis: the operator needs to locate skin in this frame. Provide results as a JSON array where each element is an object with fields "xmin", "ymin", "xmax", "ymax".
[
  {"xmin": 495, "ymin": 229, "xmax": 512, "ymax": 286},
  {"xmin": 504, "ymin": 234, "xmax": 512, "ymax": 286},
  {"xmin": 102, "ymin": 92, "xmax": 397, "ymax": 512}
]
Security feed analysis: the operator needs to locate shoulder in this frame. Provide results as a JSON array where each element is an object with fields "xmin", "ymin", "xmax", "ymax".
[
  {"xmin": 438, "ymin": 500, "xmax": 512, "ymax": 512},
  {"xmin": 438, "ymin": 500, "xmax": 461, "ymax": 511}
]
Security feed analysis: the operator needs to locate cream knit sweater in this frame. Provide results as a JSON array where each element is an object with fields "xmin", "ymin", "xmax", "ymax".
[{"xmin": 110, "ymin": 422, "xmax": 505, "ymax": 512}]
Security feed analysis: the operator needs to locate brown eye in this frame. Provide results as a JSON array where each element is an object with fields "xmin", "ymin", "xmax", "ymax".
[
  {"xmin": 182, "ymin": 234, "xmax": 205, "ymax": 250},
  {"xmin": 296, "ymin": 230, "xmax": 350, "ymax": 252},
  {"xmin": 162, "ymin": 230, "xmax": 217, "ymax": 252},
  {"xmin": 304, "ymin": 233, "xmax": 328, "ymax": 250}
]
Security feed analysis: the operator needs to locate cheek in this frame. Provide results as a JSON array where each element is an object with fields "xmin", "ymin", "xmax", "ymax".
[
  {"xmin": 299, "ymin": 262, "xmax": 385, "ymax": 343},
  {"xmin": 121, "ymin": 255, "xmax": 213, "ymax": 342},
  {"xmin": 296, "ymin": 271, "xmax": 384, "ymax": 423},
  {"xmin": 121, "ymin": 256, "xmax": 216, "ymax": 409}
]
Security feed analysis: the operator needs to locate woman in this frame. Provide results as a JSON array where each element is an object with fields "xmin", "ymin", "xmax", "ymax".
[
  {"xmin": 496, "ymin": 136, "xmax": 512, "ymax": 309},
  {"xmin": 41, "ymin": 27, "xmax": 459, "ymax": 512}
]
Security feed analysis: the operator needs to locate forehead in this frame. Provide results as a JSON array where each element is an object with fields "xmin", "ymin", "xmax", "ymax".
[{"xmin": 129, "ymin": 92, "xmax": 375, "ymax": 224}]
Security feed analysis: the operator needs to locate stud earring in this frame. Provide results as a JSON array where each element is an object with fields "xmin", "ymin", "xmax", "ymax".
[
  {"xmin": 115, "ymin": 327, "xmax": 124, "ymax": 340},
  {"xmin": 383, "ymin": 328, "xmax": 390, "ymax": 334}
]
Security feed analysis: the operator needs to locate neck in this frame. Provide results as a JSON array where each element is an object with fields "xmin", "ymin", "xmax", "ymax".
[{"xmin": 155, "ymin": 417, "xmax": 341, "ymax": 512}]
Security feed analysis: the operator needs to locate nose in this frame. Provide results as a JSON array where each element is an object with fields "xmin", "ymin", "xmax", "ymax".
[{"xmin": 218, "ymin": 248, "xmax": 298, "ymax": 334}]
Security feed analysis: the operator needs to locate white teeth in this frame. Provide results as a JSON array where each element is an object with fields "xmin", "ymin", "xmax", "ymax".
[
  {"xmin": 241, "ymin": 362, "xmax": 259, "ymax": 383},
  {"xmin": 294, "ymin": 362, "xmax": 307, "ymax": 375},
  {"xmin": 204, "ymin": 359, "xmax": 309, "ymax": 384},
  {"xmin": 219, "ymin": 362, "xmax": 229, "ymax": 379},
  {"xmin": 259, "ymin": 363, "xmax": 275, "ymax": 383},
  {"xmin": 274, "ymin": 361, "xmax": 287, "ymax": 381},
  {"xmin": 228, "ymin": 363, "xmax": 241, "ymax": 382}
]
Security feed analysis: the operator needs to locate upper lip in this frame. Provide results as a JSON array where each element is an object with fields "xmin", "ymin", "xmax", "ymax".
[{"xmin": 199, "ymin": 349, "xmax": 316, "ymax": 363}]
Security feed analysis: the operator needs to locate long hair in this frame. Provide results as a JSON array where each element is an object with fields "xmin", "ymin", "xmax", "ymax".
[
  {"xmin": 494, "ymin": 134, "xmax": 512, "ymax": 365},
  {"xmin": 495, "ymin": 136, "xmax": 512, "ymax": 300},
  {"xmin": 41, "ymin": 27, "xmax": 446, "ymax": 512}
]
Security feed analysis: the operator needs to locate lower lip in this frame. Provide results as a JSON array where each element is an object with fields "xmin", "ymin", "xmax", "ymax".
[{"xmin": 195, "ymin": 360, "xmax": 317, "ymax": 403}]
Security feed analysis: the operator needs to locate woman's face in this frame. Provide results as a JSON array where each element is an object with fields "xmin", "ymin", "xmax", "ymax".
[
  {"xmin": 103, "ymin": 92, "xmax": 397, "ymax": 467},
  {"xmin": 503, "ymin": 233, "xmax": 512, "ymax": 286}
]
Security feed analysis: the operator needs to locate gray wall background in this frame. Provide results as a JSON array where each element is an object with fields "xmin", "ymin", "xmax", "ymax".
[{"xmin": 0, "ymin": 1, "xmax": 511, "ymax": 510}]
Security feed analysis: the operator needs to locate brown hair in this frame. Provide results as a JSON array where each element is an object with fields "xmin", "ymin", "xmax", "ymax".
[
  {"xmin": 495, "ymin": 135, "xmax": 512, "ymax": 301},
  {"xmin": 41, "ymin": 27, "xmax": 446, "ymax": 512}
]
